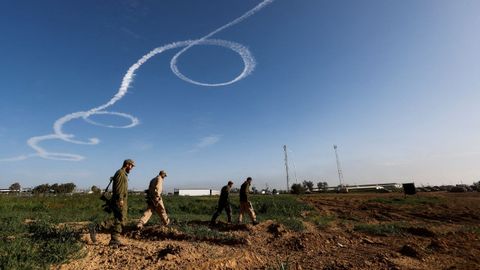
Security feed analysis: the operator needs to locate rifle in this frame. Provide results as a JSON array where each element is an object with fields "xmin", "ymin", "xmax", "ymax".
[{"xmin": 100, "ymin": 177, "xmax": 114, "ymax": 213}]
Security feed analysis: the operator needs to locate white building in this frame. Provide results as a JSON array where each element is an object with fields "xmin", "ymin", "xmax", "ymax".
[{"xmin": 174, "ymin": 188, "xmax": 220, "ymax": 196}]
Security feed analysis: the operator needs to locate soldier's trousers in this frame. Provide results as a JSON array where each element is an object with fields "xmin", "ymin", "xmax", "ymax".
[
  {"xmin": 238, "ymin": 201, "xmax": 256, "ymax": 223},
  {"xmin": 211, "ymin": 203, "xmax": 232, "ymax": 223},
  {"xmin": 138, "ymin": 198, "xmax": 170, "ymax": 226},
  {"xmin": 100, "ymin": 204, "xmax": 127, "ymax": 237}
]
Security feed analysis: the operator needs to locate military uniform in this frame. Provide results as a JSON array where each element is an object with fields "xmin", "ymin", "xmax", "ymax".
[
  {"xmin": 210, "ymin": 184, "xmax": 232, "ymax": 225},
  {"xmin": 99, "ymin": 167, "xmax": 129, "ymax": 244},
  {"xmin": 238, "ymin": 180, "xmax": 257, "ymax": 224},
  {"xmin": 137, "ymin": 174, "xmax": 170, "ymax": 227}
]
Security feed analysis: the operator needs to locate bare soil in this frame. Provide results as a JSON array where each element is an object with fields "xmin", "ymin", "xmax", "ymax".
[{"xmin": 60, "ymin": 192, "xmax": 480, "ymax": 269}]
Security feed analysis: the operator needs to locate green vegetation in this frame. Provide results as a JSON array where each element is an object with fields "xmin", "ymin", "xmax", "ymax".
[
  {"xmin": 0, "ymin": 193, "xmax": 315, "ymax": 268},
  {"xmin": 462, "ymin": 226, "xmax": 480, "ymax": 235},
  {"xmin": 290, "ymin": 183, "xmax": 307, "ymax": 194},
  {"xmin": 308, "ymin": 214, "xmax": 337, "ymax": 229},
  {"xmin": 353, "ymin": 223, "xmax": 406, "ymax": 236},
  {"xmin": 0, "ymin": 219, "xmax": 84, "ymax": 269},
  {"xmin": 32, "ymin": 182, "xmax": 76, "ymax": 194},
  {"xmin": 176, "ymin": 222, "xmax": 241, "ymax": 244}
]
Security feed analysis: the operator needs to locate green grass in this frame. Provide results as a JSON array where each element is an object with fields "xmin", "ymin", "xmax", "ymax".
[
  {"xmin": 176, "ymin": 222, "xmax": 242, "ymax": 244},
  {"xmin": 308, "ymin": 214, "xmax": 337, "ymax": 229},
  {"xmin": 277, "ymin": 217, "xmax": 305, "ymax": 232},
  {"xmin": 353, "ymin": 223, "xmax": 405, "ymax": 236},
  {"xmin": 0, "ymin": 193, "xmax": 316, "ymax": 269},
  {"xmin": 461, "ymin": 226, "xmax": 480, "ymax": 235},
  {"xmin": 0, "ymin": 219, "xmax": 84, "ymax": 269},
  {"xmin": 0, "ymin": 193, "xmax": 314, "ymax": 225}
]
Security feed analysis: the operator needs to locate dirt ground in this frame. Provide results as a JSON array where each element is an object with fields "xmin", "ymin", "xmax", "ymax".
[{"xmin": 60, "ymin": 192, "xmax": 480, "ymax": 270}]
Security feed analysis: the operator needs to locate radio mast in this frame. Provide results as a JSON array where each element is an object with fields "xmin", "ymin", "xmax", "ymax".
[
  {"xmin": 283, "ymin": 145, "xmax": 290, "ymax": 192},
  {"xmin": 333, "ymin": 145, "xmax": 344, "ymax": 186}
]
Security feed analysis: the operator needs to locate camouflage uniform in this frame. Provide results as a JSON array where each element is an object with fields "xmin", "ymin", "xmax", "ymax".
[
  {"xmin": 210, "ymin": 183, "xmax": 232, "ymax": 225},
  {"xmin": 238, "ymin": 179, "xmax": 257, "ymax": 224},
  {"xmin": 100, "ymin": 167, "xmax": 129, "ymax": 243}
]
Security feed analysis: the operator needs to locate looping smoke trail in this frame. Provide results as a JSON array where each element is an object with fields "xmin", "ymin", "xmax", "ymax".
[{"xmin": 1, "ymin": 0, "xmax": 274, "ymax": 162}]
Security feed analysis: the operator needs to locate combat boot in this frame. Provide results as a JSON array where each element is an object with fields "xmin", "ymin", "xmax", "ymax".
[
  {"xmin": 109, "ymin": 234, "xmax": 125, "ymax": 248},
  {"xmin": 88, "ymin": 223, "xmax": 98, "ymax": 244},
  {"xmin": 209, "ymin": 220, "xmax": 216, "ymax": 227}
]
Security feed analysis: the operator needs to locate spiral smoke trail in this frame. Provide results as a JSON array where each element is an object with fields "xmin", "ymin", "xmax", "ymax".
[{"xmin": 1, "ymin": 0, "xmax": 274, "ymax": 162}]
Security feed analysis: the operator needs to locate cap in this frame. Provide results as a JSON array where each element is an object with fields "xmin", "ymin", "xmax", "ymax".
[
  {"xmin": 123, "ymin": 159, "xmax": 135, "ymax": 167},
  {"xmin": 227, "ymin": 181, "xmax": 234, "ymax": 185},
  {"xmin": 159, "ymin": 170, "xmax": 167, "ymax": 177},
  {"xmin": 246, "ymin": 177, "xmax": 252, "ymax": 181}
]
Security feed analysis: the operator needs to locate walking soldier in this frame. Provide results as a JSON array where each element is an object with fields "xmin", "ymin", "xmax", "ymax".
[
  {"xmin": 137, "ymin": 170, "xmax": 170, "ymax": 229},
  {"xmin": 90, "ymin": 159, "xmax": 135, "ymax": 247},
  {"xmin": 210, "ymin": 180, "xmax": 234, "ymax": 226},
  {"xmin": 238, "ymin": 177, "xmax": 259, "ymax": 225}
]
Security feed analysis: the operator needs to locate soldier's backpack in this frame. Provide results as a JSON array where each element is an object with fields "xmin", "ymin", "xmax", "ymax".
[{"xmin": 100, "ymin": 177, "xmax": 114, "ymax": 213}]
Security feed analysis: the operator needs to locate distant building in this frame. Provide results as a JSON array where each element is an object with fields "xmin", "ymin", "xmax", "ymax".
[
  {"xmin": 0, "ymin": 187, "xmax": 32, "ymax": 194},
  {"xmin": 174, "ymin": 188, "xmax": 220, "ymax": 196},
  {"xmin": 345, "ymin": 183, "xmax": 402, "ymax": 192}
]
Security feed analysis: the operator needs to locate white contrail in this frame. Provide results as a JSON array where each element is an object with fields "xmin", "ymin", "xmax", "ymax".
[{"xmin": 1, "ymin": 0, "xmax": 274, "ymax": 162}]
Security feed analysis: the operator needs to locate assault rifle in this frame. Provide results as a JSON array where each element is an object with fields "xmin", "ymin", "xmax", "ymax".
[{"xmin": 100, "ymin": 177, "xmax": 114, "ymax": 213}]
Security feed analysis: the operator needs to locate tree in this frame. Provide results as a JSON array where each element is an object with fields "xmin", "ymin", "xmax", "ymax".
[
  {"xmin": 91, "ymin": 185, "xmax": 101, "ymax": 194},
  {"xmin": 474, "ymin": 181, "xmax": 480, "ymax": 192},
  {"xmin": 33, "ymin": 182, "xmax": 76, "ymax": 194},
  {"xmin": 252, "ymin": 186, "xmax": 258, "ymax": 194},
  {"xmin": 33, "ymin": 184, "xmax": 50, "ymax": 194},
  {"xmin": 58, "ymin": 183, "xmax": 76, "ymax": 193},
  {"xmin": 51, "ymin": 183, "xmax": 76, "ymax": 193},
  {"xmin": 317, "ymin": 181, "xmax": 329, "ymax": 192},
  {"xmin": 291, "ymin": 183, "xmax": 306, "ymax": 195},
  {"xmin": 303, "ymin": 180, "xmax": 314, "ymax": 192},
  {"xmin": 50, "ymin": 183, "xmax": 59, "ymax": 193},
  {"xmin": 9, "ymin": 182, "xmax": 21, "ymax": 193}
]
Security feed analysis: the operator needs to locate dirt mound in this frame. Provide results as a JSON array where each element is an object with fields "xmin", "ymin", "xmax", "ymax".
[
  {"xmin": 267, "ymin": 222, "xmax": 287, "ymax": 237},
  {"xmin": 399, "ymin": 244, "xmax": 423, "ymax": 259}
]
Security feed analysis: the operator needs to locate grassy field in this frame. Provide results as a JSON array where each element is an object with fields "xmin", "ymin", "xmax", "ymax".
[
  {"xmin": 3, "ymin": 192, "xmax": 479, "ymax": 269},
  {"xmin": 0, "ymin": 193, "xmax": 313, "ymax": 269}
]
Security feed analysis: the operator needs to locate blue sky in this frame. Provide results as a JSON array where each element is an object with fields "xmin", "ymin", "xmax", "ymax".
[{"xmin": 1, "ymin": 0, "xmax": 480, "ymax": 191}]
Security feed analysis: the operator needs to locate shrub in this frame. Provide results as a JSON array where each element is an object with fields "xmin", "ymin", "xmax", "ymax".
[
  {"xmin": 291, "ymin": 184, "xmax": 306, "ymax": 195},
  {"xmin": 309, "ymin": 214, "xmax": 336, "ymax": 229},
  {"xmin": 353, "ymin": 223, "xmax": 405, "ymax": 236},
  {"xmin": 278, "ymin": 217, "xmax": 304, "ymax": 232}
]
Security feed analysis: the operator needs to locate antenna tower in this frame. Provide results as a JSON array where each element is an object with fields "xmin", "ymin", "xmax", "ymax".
[
  {"xmin": 333, "ymin": 145, "xmax": 344, "ymax": 186},
  {"xmin": 283, "ymin": 145, "xmax": 290, "ymax": 192}
]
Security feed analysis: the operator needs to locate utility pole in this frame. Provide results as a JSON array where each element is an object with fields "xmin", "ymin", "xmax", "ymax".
[
  {"xmin": 333, "ymin": 145, "xmax": 344, "ymax": 186},
  {"xmin": 284, "ymin": 145, "xmax": 290, "ymax": 192}
]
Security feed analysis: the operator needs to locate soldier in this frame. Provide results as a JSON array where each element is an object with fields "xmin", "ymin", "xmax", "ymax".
[
  {"xmin": 90, "ymin": 159, "xmax": 135, "ymax": 247},
  {"xmin": 238, "ymin": 177, "xmax": 259, "ymax": 225},
  {"xmin": 210, "ymin": 180, "xmax": 234, "ymax": 226},
  {"xmin": 136, "ymin": 170, "xmax": 170, "ymax": 229}
]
